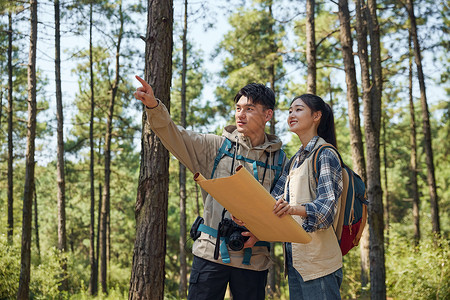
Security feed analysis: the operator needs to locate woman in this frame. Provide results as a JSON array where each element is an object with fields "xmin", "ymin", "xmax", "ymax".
[{"xmin": 272, "ymin": 94, "xmax": 343, "ymax": 299}]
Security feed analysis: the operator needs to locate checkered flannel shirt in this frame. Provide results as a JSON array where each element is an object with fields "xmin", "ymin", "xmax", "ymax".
[{"xmin": 271, "ymin": 136, "xmax": 343, "ymax": 232}]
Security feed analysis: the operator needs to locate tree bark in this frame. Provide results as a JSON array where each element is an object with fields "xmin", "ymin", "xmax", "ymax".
[
  {"xmin": 267, "ymin": 3, "xmax": 277, "ymax": 296},
  {"xmin": 179, "ymin": 0, "xmax": 188, "ymax": 297},
  {"xmin": 406, "ymin": 0, "xmax": 440, "ymax": 236},
  {"xmin": 195, "ymin": 183, "xmax": 200, "ymax": 216},
  {"xmin": 33, "ymin": 184, "xmax": 40, "ymax": 263},
  {"xmin": 55, "ymin": 0, "xmax": 68, "ymax": 291},
  {"xmin": 337, "ymin": 0, "xmax": 366, "ymax": 180},
  {"xmin": 17, "ymin": 1, "xmax": 38, "ymax": 298},
  {"xmin": 268, "ymin": 2, "xmax": 277, "ymax": 136},
  {"xmin": 128, "ymin": 0, "xmax": 173, "ymax": 299},
  {"xmin": 88, "ymin": 2, "xmax": 98, "ymax": 295},
  {"xmin": 100, "ymin": 3, "xmax": 124, "ymax": 294},
  {"xmin": 7, "ymin": 11, "xmax": 14, "ymax": 245},
  {"xmin": 97, "ymin": 182, "xmax": 102, "ymax": 289},
  {"xmin": 382, "ymin": 114, "xmax": 389, "ymax": 246},
  {"xmin": 355, "ymin": 0, "xmax": 371, "ymax": 291},
  {"xmin": 366, "ymin": 0, "xmax": 386, "ymax": 298},
  {"xmin": 306, "ymin": 0, "xmax": 316, "ymax": 94},
  {"xmin": 408, "ymin": 32, "xmax": 420, "ymax": 245}
]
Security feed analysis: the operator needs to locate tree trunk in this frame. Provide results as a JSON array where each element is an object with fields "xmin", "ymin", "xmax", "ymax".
[
  {"xmin": 408, "ymin": 32, "xmax": 420, "ymax": 246},
  {"xmin": 96, "ymin": 183, "xmax": 102, "ymax": 288},
  {"xmin": 7, "ymin": 11, "xmax": 14, "ymax": 245},
  {"xmin": 355, "ymin": 0, "xmax": 371, "ymax": 291},
  {"xmin": 268, "ymin": 2, "xmax": 277, "ymax": 136},
  {"xmin": 17, "ymin": 1, "xmax": 38, "ymax": 298},
  {"xmin": 128, "ymin": 0, "xmax": 173, "ymax": 299},
  {"xmin": 100, "ymin": 3, "xmax": 124, "ymax": 294},
  {"xmin": 406, "ymin": 0, "xmax": 440, "ymax": 236},
  {"xmin": 267, "ymin": 3, "xmax": 277, "ymax": 296},
  {"xmin": 33, "ymin": 184, "xmax": 40, "ymax": 263},
  {"xmin": 338, "ymin": 0, "xmax": 366, "ymax": 179},
  {"xmin": 382, "ymin": 115, "xmax": 389, "ymax": 246},
  {"xmin": 55, "ymin": 0, "xmax": 68, "ymax": 291},
  {"xmin": 196, "ymin": 183, "xmax": 200, "ymax": 216},
  {"xmin": 306, "ymin": 0, "xmax": 316, "ymax": 94},
  {"xmin": 0, "ymin": 82, "xmax": 2, "ymax": 127},
  {"xmin": 366, "ymin": 0, "xmax": 386, "ymax": 298},
  {"xmin": 179, "ymin": 0, "xmax": 188, "ymax": 297},
  {"xmin": 88, "ymin": 2, "xmax": 98, "ymax": 295}
]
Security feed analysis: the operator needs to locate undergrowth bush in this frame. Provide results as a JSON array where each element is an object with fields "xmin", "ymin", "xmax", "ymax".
[
  {"xmin": 0, "ymin": 234, "xmax": 20, "ymax": 299},
  {"xmin": 385, "ymin": 230, "xmax": 449, "ymax": 299}
]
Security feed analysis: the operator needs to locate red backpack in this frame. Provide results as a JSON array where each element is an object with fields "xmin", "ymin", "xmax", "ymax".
[{"xmin": 312, "ymin": 144, "xmax": 368, "ymax": 256}]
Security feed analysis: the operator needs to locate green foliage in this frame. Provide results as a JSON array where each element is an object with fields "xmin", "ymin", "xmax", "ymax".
[
  {"xmin": 0, "ymin": 235, "xmax": 71, "ymax": 299},
  {"xmin": 0, "ymin": 234, "xmax": 20, "ymax": 299},
  {"xmin": 385, "ymin": 229, "xmax": 449, "ymax": 299},
  {"xmin": 214, "ymin": 0, "xmax": 286, "ymax": 117},
  {"xmin": 340, "ymin": 229, "xmax": 450, "ymax": 300},
  {"xmin": 0, "ymin": 0, "xmax": 448, "ymax": 298},
  {"xmin": 341, "ymin": 245, "xmax": 366, "ymax": 299}
]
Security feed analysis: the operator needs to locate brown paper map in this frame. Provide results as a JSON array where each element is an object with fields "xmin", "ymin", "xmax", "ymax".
[{"xmin": 194, "ymin": 166, "xmax": 311, "ymax": 244}]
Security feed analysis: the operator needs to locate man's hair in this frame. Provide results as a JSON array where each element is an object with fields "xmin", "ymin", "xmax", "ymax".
[{"xmin": 233, "ymin": 83, "xmax": 275, "ymax": 110}]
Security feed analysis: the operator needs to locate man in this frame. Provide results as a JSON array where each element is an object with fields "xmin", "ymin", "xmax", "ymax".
[{"xmin": 134, "ymin": 75, "xmax": 285, "ymax": 300}]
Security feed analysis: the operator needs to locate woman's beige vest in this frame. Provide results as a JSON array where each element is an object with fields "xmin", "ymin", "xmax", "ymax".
[{"xmin": 284, "ymin": 137, "xmax": 342, "ymax": 281}]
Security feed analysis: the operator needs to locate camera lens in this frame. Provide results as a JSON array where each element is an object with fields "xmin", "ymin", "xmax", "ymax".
[{"xmin": 228, "ymin": 231, "xmax": 245, "ymax": 251}]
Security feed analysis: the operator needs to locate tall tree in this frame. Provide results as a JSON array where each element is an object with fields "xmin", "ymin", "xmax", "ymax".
[
  {"xmin": 405, "ymin": 0, "xmax": 440, "ymax": 236},
  {"xmin": 54, "ymin": 0, "xmax": 68, "ymax": 291},
  {"xmin": 365, "ymin": 0, "xmax": 386, "ymax": 298},
  {"xmin": 178, "ymin": 0, "xmax": 188, "ymax": 297},
  {"xmin": 17, "ymin": 0, "xmax": 38, "ymax": 298},
  {"xmin": 408, "ymin": 31, "xmax": 420, "ymax": 245},
  {"xmin": 100, "ymin": 1, "xmax": 124, "ymax": 293},
  {"xmin": 7, "ymin": 9, "xmax": 14, "ymax": 245},
  {"xmin": 33, "ymin": 184, "xmax": 40, "ymax": 262},
  {"xmin": 267, "ymin": 0, "xmax": 278, "ymax": 136},
  {"xmin": 88, "ymin": 1, "xmax": 98, "ymax": 296},
  {"xmin": 337, "ymin": 0, "xmax": 366, "ymax": 180},
  {"xmin": 214, "ymin": 1, "xmax": 285, "ymax": 115},
  {"xmin": 129, "ymin": 0, "xmax": 173, "ymax": 298},
  {"xmin": 382, "ymin": 112, "xmax": 390, "ymax": 245},
  {"xmin": 305, "ymin": 0, "xmax": 316, "ymax": 94},
  {"xmin": 355, "ymin": 0, "xmax": 371, "ymax": 291}
]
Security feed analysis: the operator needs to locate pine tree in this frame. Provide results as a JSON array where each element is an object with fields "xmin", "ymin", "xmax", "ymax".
[{"xmin": 129, "ymin": 0, "xmax": 173, "ymax": 298}]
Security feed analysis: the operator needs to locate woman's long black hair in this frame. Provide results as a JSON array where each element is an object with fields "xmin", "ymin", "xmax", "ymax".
[{"xmin": 291, "ymin": 94, "xmax": 338, "ymax": 148}]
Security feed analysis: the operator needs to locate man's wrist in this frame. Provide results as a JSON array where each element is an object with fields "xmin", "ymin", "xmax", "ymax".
[{"xmin": 145, "ymin": 99, "xmax": 160, "ymax": 109}]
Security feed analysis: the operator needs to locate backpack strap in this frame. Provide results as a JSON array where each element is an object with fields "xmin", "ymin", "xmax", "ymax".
[
  {"xmin": 311, "ymin": 143, "xmax": 344, "ymax": 183},
  {"xmin": 211, "ymin": 138, "xmax": 234, "ymax": 179},
  {"xmin": 310, "ymin": 143, "xmax": 347, "ymax": 241},
  {"xmin": 211, "ymin": 138, "xmax": 286, "ymax": 186},
  {"xmin": 270, "ymin": 149, "xmax": 286, "ymax": 192}
]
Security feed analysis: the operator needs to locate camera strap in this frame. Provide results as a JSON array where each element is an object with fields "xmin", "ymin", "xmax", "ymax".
[{"xmin": 197, "ymin": 223, "xmax": 269, "ymax": 265}]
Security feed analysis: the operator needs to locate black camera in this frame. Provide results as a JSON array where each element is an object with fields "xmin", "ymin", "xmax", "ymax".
[
  {"xmin": 214, "ymin": 217, "xmax": 250, "ymax": 259},
  {"xmin": 219, "ymin": 218, "xmax": 250, "ymax": 251}
]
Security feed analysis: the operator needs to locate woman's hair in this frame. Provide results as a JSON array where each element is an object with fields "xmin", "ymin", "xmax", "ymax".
[{"xmin": 291, "ymin": 94, "xmax": 337, "ymax": 148}]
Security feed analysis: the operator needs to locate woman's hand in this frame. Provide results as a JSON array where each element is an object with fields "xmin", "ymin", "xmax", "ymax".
[
  {"xmin": 273, "ymin": 197, "xmax": 293, "ymax": 217},
  {"xmin": 273, "ymin": 198, "xmax": 306, "ymax": 218}
]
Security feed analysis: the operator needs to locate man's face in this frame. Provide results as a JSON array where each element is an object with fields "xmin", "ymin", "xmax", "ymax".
[{"xmin": 235, "ymin": 96, "xmax": 272, "ymax": 137}]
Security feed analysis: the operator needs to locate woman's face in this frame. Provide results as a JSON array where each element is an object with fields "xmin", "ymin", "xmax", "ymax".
[{"xmin": 287, "ymin": 98, "xmax": 318, "ymax": 135}]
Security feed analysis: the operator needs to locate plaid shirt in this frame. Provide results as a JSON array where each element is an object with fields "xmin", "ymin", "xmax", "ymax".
[{"xmin": 271, "ymin": 136, "xmax": 343, "ymax": 232}]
